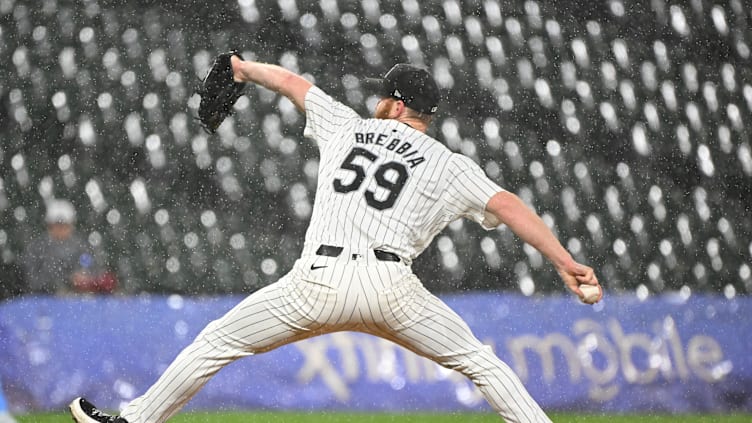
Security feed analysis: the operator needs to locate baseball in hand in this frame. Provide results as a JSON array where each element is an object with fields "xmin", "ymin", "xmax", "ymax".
[{"xmin": 579, "ymin": 284, "xmax": 601, "ymax": 304}]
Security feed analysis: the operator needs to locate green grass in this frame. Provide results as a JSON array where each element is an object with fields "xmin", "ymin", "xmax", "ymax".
[{"xmin": 14, "ymin": 412, "xmax": 752, "ymax": 423}]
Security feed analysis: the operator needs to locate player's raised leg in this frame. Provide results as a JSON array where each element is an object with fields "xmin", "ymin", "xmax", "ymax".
[
  {"xmin": 71, "ymin": 264, "xmax": 337, "ymax": 423},
  {"xmin": 124, "ymin": 278, "xmax": 337, "ymax": 422}
]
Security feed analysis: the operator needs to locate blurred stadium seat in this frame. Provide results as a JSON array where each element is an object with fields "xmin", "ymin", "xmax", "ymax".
[{"xmin": 0, "ymin": 0, "xmax": 749, "ymax": 297}]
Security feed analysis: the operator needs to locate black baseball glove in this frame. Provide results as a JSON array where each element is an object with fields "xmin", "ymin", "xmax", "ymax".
[{"xmin": 197, "ymin": 50, "xmax": 246, "ymax": 133}]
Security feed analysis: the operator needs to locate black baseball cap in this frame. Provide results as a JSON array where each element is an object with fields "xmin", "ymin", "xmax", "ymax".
[{"xmin": 362, "ymin": 64, "xmax": 440, "ymax": 115}]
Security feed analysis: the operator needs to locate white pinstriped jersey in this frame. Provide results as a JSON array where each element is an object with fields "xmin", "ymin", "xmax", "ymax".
[{"xmin": 302, "ymin": 86, "xmax": 505, "ymax": 261}]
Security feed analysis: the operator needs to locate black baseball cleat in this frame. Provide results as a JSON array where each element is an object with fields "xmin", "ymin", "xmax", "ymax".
[{"xmin": 69, "ymin": 397, "xmax": 129, "ymax": 423}]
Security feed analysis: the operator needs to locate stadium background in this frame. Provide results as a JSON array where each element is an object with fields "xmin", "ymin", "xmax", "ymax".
[{"xmin": 1, "ymin": 0, "xmax": 751, "ymax": 418}]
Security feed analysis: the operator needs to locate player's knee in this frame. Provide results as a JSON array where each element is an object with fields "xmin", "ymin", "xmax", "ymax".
[
  {"xmin": 446, "ymin": 345, "xmax": 505, "ymax": 383},
  {"xmin": 194, "ymin": 318, "xmax": 222, "ymax": 341},
  {"xmin": 192, "ymin": 320, "xmax": 254, "ymax": 357},
  {"xmin": 193, "ymin": 319, "xmax": 238, "ymax": 349}
]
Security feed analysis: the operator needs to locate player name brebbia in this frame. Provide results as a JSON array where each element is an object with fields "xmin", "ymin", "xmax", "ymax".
[{"xmin": 354, "ymin": 130, "xmax": 426, "ymax": 168}]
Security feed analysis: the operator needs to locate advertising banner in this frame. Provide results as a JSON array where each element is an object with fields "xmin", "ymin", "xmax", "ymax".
[{"xmin": 0, "ymin": 293, "xmax": 749, "ymax": 413}]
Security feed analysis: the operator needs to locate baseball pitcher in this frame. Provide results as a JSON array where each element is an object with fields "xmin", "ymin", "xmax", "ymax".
[{"xmin": 70, "ymin": 52, "xmax": 601, "ymax": 423}]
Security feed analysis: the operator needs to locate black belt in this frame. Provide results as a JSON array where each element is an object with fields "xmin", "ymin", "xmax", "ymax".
[{"xmin": 315, "ymin": 245, "xmax": 401, "ymax": 262}]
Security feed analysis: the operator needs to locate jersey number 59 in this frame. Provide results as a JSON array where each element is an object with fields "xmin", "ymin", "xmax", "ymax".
[{"xmin": 333, "ymin": 147, "xmax": 408, "ymax": 210}]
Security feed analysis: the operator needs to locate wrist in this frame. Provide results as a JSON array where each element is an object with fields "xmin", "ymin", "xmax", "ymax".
[
  {"xmin": 552, "ymin": 251, "xmax": 575, "ymax": 271},
  {"xmin": 231, "ymin": 55, "xmax": 247, "ymax": 82}
]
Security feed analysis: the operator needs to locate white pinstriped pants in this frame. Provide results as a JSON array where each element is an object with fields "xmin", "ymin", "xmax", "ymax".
[{"xmin": 120, "ymin": 252, "xmax": 550, "ymax": 423}]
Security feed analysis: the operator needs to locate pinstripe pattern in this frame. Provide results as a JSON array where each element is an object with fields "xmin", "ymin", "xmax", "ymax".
[
  {"xmin": 118, "ymin": 86, "xmax": 551, "ymax": 423},
  {"xmin": 301, "ymin": 87, "xmax": 504, "ymax": 262}
]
